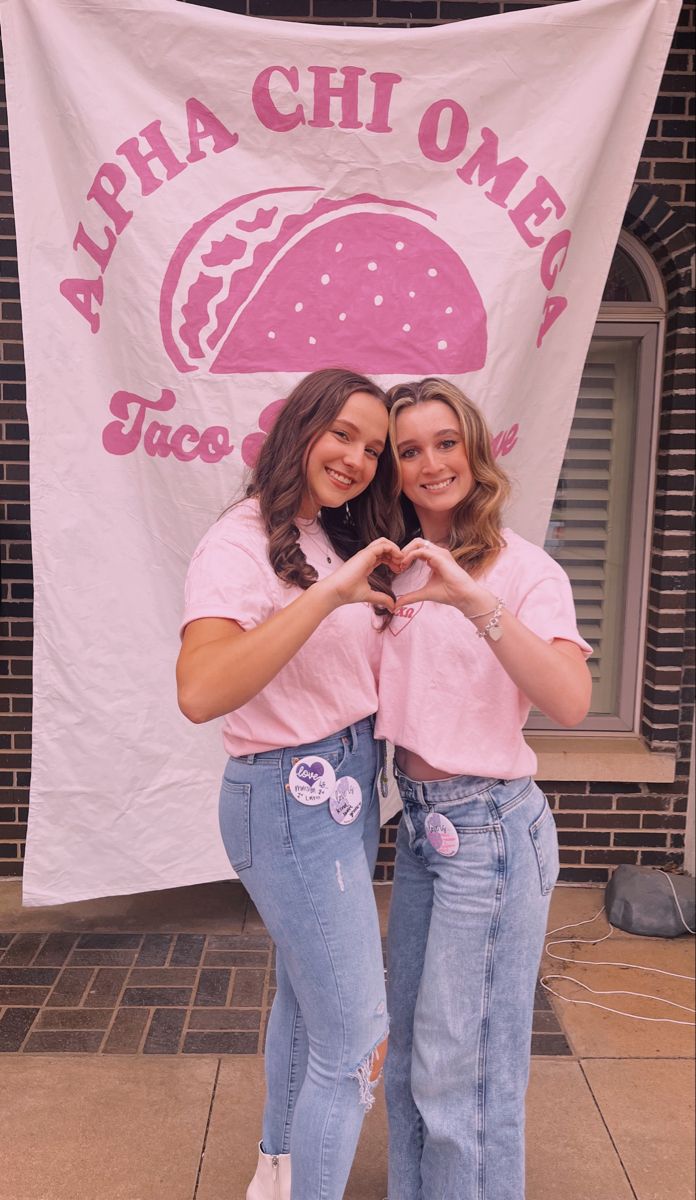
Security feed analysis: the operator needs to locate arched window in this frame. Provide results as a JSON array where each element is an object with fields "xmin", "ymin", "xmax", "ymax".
[{"xmin": 528, "ymin": 232, "xmax": 666, "ymax": 732}]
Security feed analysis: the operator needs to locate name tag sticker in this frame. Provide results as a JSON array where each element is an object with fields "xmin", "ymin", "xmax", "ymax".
[
  {"xmin": 288, "ymin": 756, "xmax": 336, "ymax": 806},
  {"xmin": 425, "ymin": 812, "xmax": 460, "ymax": 857},
  {"xmin": 330, "ymin": 776, "xmax": 363, "ymax": 825}
]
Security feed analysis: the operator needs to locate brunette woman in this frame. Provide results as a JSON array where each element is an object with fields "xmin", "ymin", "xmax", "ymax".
[
  {"xmin": 378, "ymin": 378, "xmax": 592, "ymax": 1200},
  {"xmin": 177, "ymin": 369, "xmax": 398, "ymax": 1200}
]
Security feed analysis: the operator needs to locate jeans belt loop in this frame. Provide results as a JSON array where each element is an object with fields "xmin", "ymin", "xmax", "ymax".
[{"xmin": 348, "ymin": 723, "xmax": 360, "ymax": 753}]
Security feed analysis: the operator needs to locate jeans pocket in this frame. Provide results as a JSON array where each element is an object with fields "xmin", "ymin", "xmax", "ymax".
[
  {"xmin": 529, "ymin": 797, "xmax": 560, "ymax": 896},
  {"xmin": 219, "ymin": 781, "xmax": 252, "ymax": 871}
]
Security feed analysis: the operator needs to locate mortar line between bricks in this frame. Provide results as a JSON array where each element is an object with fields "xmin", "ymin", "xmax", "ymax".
[
  {"xmin": 99, "ymin": 993, "xmax": 126, "ymax": 1050},
  {"xmin": 140, "ymin": 1007, "xmax": 156, "ymax": 1052},
  {"xmin": 184, "ymin": 1000, "xmax": 195, "ymax": 1042},
  {"xmin": 192, "ymin": 1057, "xmax": 222, "ymax": 1200},
  {"xmin": 52, "ymin": 964, "xmax": 97, "ymax": 1008},
  {"xmin": 27, "ymin": 931, "xmax": 48, "ymax": 964}
]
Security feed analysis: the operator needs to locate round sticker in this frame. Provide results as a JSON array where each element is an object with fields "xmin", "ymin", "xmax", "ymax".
[
  {"xmin": 330, "ymin": 776, "xmax": 363, "ymax": 825},
  {"xmin": 288, "ymin": 756, "xmax": 336, "ymax": 806},
  {"xmin": 425, "ymin": 812, "xmax": 460, "ymax": 857}
]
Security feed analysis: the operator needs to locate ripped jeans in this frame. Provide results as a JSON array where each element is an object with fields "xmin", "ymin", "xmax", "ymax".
[
  {"xmin": 385, "ymin": 771, "xmax": 559, "ymax": 1200},
  {"xmin": 219, "ymin": 717, "xmax": 388, "ymax": 1200}
]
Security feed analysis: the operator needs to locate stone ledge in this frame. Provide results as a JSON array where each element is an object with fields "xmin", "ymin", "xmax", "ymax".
[{"xmin": 528, "ymin": 736, "xmax": 677, "ymax": 784}]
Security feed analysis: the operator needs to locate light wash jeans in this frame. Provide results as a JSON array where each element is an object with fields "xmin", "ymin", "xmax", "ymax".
[
  {"xmin": 385, "ymin": 769, "xmax": 559, "ymax": 1200},
  {"xmin": 219, "ymin": 717, "xmax": 387, "ymax": 1200}
]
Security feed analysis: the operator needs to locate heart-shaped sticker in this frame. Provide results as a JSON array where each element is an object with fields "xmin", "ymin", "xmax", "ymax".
[
  {"xmin": 288, "ymin": 755, "xmax": 335, "ymax": 806},
  {"xmin": 300, "ymin": 761, "xmax": 324, "ymax": 783}
]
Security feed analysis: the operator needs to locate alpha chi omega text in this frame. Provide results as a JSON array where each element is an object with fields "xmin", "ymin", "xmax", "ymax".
[
  {"xmin": 58, "ymin": 74, "xmax": 579, "ymax": 468},
  {"xmin": 0, "ymin": 0, "xmax": 679, "ymax": 904}
]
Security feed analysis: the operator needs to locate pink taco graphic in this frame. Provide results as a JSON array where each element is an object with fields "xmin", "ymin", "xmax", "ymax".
[{"xmin": 160, "ymin": 188, "xmax": 487, "ymax": 375}]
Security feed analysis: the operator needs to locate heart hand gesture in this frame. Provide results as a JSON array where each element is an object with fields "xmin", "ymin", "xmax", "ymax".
[
  {"xmin": 396, "ymin": 538, "xmax": 495, "ymax": 616},
  {"xmin": 319, "ymin": 538, "xmax": 403, "ymax": 610}
]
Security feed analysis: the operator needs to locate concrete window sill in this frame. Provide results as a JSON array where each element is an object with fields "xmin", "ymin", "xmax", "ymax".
[{"xmin": 526, "ymin": 736, "xmax": 677, "ymax": 784}]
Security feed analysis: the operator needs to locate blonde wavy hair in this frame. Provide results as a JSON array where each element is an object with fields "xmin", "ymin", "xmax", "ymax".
[{"xmin": 386, "ymin": 377, "xmax": 510, "ymax": 577}]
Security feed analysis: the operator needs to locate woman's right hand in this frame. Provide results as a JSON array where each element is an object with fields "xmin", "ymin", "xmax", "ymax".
[
  {"xmin": 316, "ymin": 538, "xmax": 403, "ymax": 610},
  {"xmin": 178, "ymin": 541, "xmax": 401, "ymax": 722}
]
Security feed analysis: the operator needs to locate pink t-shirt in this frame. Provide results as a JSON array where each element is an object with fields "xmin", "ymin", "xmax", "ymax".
[
  {"xmin": 376, "ymin": 529, "xmax": 592, "ymax": 779},
  {"xmin": 182, "ymin": 499, "xmax": 381, "ymax": 756}
]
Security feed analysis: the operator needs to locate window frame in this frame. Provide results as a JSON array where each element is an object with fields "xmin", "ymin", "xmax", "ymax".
[{"xmin": 526, "ymin": 232, "xmax": 667, "ymax": 736}]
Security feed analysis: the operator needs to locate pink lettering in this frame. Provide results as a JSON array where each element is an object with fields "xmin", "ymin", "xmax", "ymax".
[
  {"xmin": 169, "ymin": 424, "xmax": 201, "ymax": 461},
  {"xmin": 457, "ymin": 128, "xmax": 527, "ymax": 209},
  {"xmin": 509, "ymin": 176, "xmax": 566, "ymax": 248},
  {"xmin": 116, "ymin": 120, "xmax": 187, "ymax": 198},
  {"xmin": 86, "ymin": 162, "xmax": 133, "ymax": 234},
  {"xmin": 143, "ymin": 421, "xmax": 175, "ymax": 458},
  {"xmin": 491, "ymin": 423, "xmax": 519, "ymax": 458},
  {"xmin": 102, "ymin": 388, "xmax": 235, "ymax": 463},
  {"xmin": 64, "ymin": 99, "xmax": 239, "ymax": 331},
  {"xmin": 308, "ymin": 65, "xmax": 366, "ymax": 130},
  {"xmin": 59, "ymin": 275, "xmax": 104, "ymax": 333},
  {"xmin": 185, "ymin": 97, "xmax": 239, "ymax": 163},
  {"xmin": 252, "ymin": 66, "xmax": 305, "ymax": 133},
  {"xmin": 103, "ymin": 389, "xmax": 176, "ymax": 456},
  {"xmin": 540, "ymin": 228, "xmax": 572, "ymax": 290},
  {"xmin": 72, "ymin": 222, "xmax": 117, "ymax": 273},
  {"xmin": 198, "ymin": 427, "xmax": 235, "ymax": 464},
  {"xmin": 536, "ymin": 296, "xmax": 568, "ymax": 348},
  {"xmin": 418, "ymin": 99, "xmax": 469, "ymax": 164},
  {"xmin": 365, "ymin": 72, "xmax": 402, "ymax": 134}
]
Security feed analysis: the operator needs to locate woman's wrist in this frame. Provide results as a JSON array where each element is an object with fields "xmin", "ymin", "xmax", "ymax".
[
  {"xmin": 456, "ymin": 585, "xmax": 498, "ymax": 621},
  {"xmin": 310, "ymin": 575, "xmax": 344, "ymax": 614}
]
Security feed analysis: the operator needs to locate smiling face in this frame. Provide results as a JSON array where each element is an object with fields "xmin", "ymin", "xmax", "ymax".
[
  {"xmin": 300, "ymin": 390, "xmax": 389, "ymax": 517},
  {"xmin": 395, "ymin": 400, "xmax": 474, "ymax": 539}
]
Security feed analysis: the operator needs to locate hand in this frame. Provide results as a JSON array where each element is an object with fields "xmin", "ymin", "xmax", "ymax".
[
  {"xmin": 397, "ymin": 538, "xmax": 495, "ymax": 615},
  {"xmin": 317, "ymin": 538, "xmax": 403, "ymax": 610}
]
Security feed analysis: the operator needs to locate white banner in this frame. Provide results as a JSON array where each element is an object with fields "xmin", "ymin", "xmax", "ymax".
[{"xmin": 0, "ymin": 0, "xmax": 678, "ymax": 903}]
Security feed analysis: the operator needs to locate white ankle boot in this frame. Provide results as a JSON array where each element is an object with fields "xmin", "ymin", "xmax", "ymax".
[{"xmin": 246, "ymin": 1143, "xmax": 291, "ymax": 1200}]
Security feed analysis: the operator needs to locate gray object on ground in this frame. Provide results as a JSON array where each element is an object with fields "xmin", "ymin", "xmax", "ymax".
[{"xmin": 605, "ymin": 864, "xmax": 695, "ymax": 937}]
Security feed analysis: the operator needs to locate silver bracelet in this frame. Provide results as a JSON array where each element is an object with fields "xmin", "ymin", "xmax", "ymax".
[
  {"xmin": 466, "ymin": 603, "xmax": 498, "ymax": 621},
  {"xmin": 475, "ymin": 597, "xmax": 505, "ymax": 641}
]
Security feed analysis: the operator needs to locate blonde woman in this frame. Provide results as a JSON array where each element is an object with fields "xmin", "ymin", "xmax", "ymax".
[{"xmin": 378, "ymin": 378, "xmax": 592, "ymax": 1200}]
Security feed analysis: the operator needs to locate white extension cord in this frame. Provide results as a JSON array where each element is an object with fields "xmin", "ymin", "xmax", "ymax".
[{"xmin": 540, "ymin": 871, "xmax": 696, "ymax": 1026}]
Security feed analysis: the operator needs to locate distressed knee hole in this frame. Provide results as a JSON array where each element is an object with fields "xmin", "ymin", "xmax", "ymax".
[{"xmin": 351, "ymin": 1031, "xmax": 389, "ymax": 1111}]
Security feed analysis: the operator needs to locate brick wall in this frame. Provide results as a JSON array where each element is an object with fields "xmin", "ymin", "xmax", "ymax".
[{"xmin": 1, "ymin": 0, "xmax": 694, "ymax": 885}]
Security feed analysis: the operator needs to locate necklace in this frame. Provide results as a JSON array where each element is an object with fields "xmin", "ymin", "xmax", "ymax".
[{"xmin": 299, "ymin": 521, "xmax": 333, "ymax": 565}]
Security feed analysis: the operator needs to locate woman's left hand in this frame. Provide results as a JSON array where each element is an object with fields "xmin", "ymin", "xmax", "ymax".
[
  {"xmin": 397, "ymin": 538, "xmax": 496, "ymax": 616},
  {"xmin": 398, "ymin": 539, "xmax": 592, "ymax": 727}
]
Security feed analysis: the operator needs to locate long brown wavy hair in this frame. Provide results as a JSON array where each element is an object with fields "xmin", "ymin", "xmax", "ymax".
[
  {"xmin": 386, "ymin": 377, "xmax": 510, "ymax": 577},
  {"xmin": 246, "ymin": 368, "xmax": 396, "ymax": 599}
]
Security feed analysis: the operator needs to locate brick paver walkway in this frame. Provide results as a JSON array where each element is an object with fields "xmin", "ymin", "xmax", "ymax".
[{"xmin": 0, "ymin": 928, "xmax": 571, "ymax": 1055}]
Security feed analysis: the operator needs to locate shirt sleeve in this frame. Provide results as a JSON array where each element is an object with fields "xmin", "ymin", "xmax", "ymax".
[
  {"xmin": 515, "ymin": 568, "xmax": 593, "ymax": 658},
  {"xmin": 181, "ymin": 525, "xmax": 275, "ymax": 635}
]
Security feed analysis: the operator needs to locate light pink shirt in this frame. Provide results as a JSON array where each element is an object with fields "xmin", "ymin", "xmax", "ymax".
[
  {"xmin": 376, "ymin": 529, "xmax": 592, "ymax": 779},
  {"xmin": 182, "ymin": 499, "xmax": 380, "ymax": 756}
]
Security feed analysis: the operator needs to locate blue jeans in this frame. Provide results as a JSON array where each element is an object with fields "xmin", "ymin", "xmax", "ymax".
[
  {"xmin": 385, "ymin": 770, "xmax": 559, "ymax": 1200},
  {"xmin": 219, "ymin": 717, "xmax": 387, "ymax": 1200}
]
